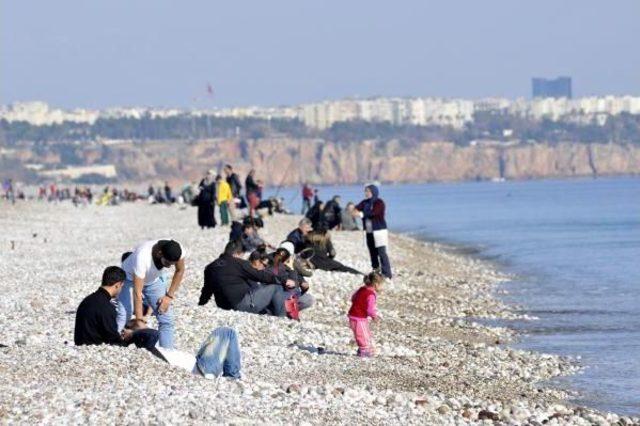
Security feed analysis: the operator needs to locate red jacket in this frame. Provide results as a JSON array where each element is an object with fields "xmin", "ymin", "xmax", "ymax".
[{"xmin": 348, "ymin": 286, "xmax": 378, "ymax": 319}]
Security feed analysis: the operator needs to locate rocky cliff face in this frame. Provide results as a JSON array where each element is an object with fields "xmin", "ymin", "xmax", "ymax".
[{"xmin": 10, "ymin": 138, "xmax": 640, "ymax": 185}]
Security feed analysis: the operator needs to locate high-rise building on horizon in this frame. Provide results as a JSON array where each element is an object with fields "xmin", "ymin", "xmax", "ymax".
[{"xmin": 532, "ymin": 77, "xmax": 572, "ymax": 99}]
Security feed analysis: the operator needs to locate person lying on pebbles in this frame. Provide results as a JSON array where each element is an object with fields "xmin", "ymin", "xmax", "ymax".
[
  {"xmin": 198, "ymin": 240, "xmax": 297, "ymax": 317},
  {"xmin": 155, "ymin": 327, "xmax": 242, "ymax": 379},
  {"xmin": 302, "ymin": 227, "xmax": 362, "ymax": 275},
  {"xmin": 116, "ymin": 239, "xmax": 186, "ymax": 349},
  {"xmin": 74, "ymin": 266, "xmax": 159, "ymax": 351}
]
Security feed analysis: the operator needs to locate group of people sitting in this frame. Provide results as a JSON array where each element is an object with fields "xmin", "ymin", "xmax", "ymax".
[
  {"xmin": 74, "ymin": 240, "xmax": 242, "ymax": 378},
  {"xmin": 74, "ymin": 183, "xmax": 393, "ymax": 366},
  {"xmin": 305, "ymin": 195, "xmax": 360, "ymax": 232}
]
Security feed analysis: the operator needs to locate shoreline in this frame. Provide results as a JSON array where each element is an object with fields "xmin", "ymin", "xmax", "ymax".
[
  {"xmin": 0, "ymin": 201, "xmax": 637, "ymax": 424},
  {"xmin": 7, "ymin": 173, "xmax": 639, "ymax": 195}
]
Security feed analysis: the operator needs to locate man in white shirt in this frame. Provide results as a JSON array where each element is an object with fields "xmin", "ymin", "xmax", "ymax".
[{"xmin": 116, "ymin": 239, "xmax": 186, "ymax": 348}]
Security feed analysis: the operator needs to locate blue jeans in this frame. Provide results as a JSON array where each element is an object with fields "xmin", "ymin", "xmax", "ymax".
[
  {"xmin": 195, "ymin": 327, "xmax": 241, "ymax": 379},
  {"xmin": 116, "ymin": 275, "xmax": 175, "ymax": 348},
  {"xmin": 235, "ymin": 284, "xmax": 287, "ymax": 316}
]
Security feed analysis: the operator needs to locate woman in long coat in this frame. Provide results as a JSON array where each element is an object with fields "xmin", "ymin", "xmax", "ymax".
[
  {"xmin": 197, "ymin": 172, "xmax": 217, "ymax": 229},
  {"xmin": 354, "ymin": 184, "xmax": 392, "ymax": 278}
]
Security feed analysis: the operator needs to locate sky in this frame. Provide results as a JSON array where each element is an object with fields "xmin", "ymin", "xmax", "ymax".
[{"xmin": 1, "ymin": 0, "xmax": 639, "ymax": 109}]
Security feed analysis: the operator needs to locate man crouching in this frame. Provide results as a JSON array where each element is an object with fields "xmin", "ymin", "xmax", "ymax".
[{"xmin": 74, "ymin": 266, "xmax": 159, "ymax": 350}]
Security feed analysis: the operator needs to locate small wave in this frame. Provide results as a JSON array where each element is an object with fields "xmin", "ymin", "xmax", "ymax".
[
  {"xmin": 525, "ymin": 309, "xmax": 630, "ymax": 316},
  {"xmin": 523, "ymin": 325, "xmax": 638, "ymax": 335}
]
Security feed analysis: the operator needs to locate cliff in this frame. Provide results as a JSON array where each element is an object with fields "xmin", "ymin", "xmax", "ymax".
[{"xmin": 7, "ymin": 138, "xmax": 640, "ymax": 185}]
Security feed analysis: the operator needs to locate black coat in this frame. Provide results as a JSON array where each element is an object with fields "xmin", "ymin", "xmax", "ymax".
[
  {"xmin": 197, "ymin": 179, "xmax": 217, "ymax": 228},
  {"xmin": 245, "ymin": 175, "xmax": 259, "ymax": 196},
  {"xmin": 74, "ymin": 288, "xmax": 124, "ymax": 346},
  {"xmin": 227, "ymin": 173, "xmax": 243, "ymax": 198},
  {"xmin": 306, "ymin": 201, "xmax": 327, "ymax": 230},
  {"xmin": 323, "ymin": 200, "xmax": 342, "ymax": 229},
  {"xmin": 303, "ymin": 240, "xmax": 361, "ymax": 275},
  {"xmin": 286, "ymin": 228, "xmax": 305, "ymax": 254},
  {"xmin": 199, "ymin": 254, "xmax": 283, "ymax": 309}
]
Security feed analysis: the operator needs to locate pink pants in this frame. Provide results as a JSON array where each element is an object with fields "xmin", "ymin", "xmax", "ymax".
[{"xmin": 349, "ymin": 317, "xmax": 373, "ymax": 356}]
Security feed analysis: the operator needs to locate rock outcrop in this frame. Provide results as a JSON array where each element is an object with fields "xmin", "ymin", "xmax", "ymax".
[{"xmin": 8, "ymin": 138, "xmax": 640, "ymax": 184}]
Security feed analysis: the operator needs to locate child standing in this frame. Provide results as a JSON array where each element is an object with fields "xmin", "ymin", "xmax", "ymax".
[{"xmin": 348, "ymin": 272, "xmax": 384, "ymax": 357}]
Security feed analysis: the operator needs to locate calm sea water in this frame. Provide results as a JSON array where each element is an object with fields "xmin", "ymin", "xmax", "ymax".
[{"xmin": 267, "ymin": 176, "xmax": 640, "ymax": 415}]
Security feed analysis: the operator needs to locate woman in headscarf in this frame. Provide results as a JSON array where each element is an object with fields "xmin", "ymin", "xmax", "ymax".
[
  {"xmin": 196, "ymin": 171, "xmax": 217, "ymax": 229},
  {"xmin": 354, "ymin": 184, "xmax": 392, "ymax": 279}
]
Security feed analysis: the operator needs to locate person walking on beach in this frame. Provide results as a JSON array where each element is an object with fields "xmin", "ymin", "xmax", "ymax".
[
  {"xmin": 74, "ymin": 266, "xmax": 159, "ymax": 351},
  {"xmin": 354, "ymin": 184, "xmax": 392, "ymax": 279},
  {"xmin": 348, "ymin": 272, "xmax": 383, "ymax": 357},
  {"xmin": 301, "ymin": 182, "xmax": 313, "ymax": 214},
  {"xmin": 245, "ymin": 170, "xmax": 263, "ymax": 218},
  {"xmin": 216, "ymin": 174, "xmax": 232, "ymax": 226},
  {"xmin": 224, "ymin": 164, "xmax": 243, "ymax": 218},
  {"xmin": 117, "ymin": 239, "xmax": 186, "ymax": 348},
  {"xmin": 3, "ymin": 179, "xmax": 15, "ymax": 204},
  {"xmin": 196, "ymin": 171, "xmax": 217, "ymax": 229}
]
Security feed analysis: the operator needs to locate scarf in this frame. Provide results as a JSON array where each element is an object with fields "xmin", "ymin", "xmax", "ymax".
[{"xmin": 362, "ymin": 184, "xmax": 379, "ymax": 217}]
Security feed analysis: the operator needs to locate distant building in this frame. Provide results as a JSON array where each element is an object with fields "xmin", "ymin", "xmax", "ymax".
[{"xmin": 532, "ymin": 77, "xmax": 572, "ymax": 99}]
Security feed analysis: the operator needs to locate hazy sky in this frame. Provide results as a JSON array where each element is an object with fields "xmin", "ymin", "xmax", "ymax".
[{"xmin": 2, "ymin": 0, "xmax": 639, "ymax": 108}]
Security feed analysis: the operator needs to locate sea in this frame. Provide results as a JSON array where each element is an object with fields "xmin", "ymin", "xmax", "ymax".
[{"xmin": 266, "ymin": 176, "xmax": 640, "ymax": 416}]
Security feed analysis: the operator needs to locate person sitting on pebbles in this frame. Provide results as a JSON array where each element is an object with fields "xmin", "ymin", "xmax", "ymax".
[
  {"xmin": 116, "ymin": 239, "xmax": 186, "ymax": 349},
  {"xmin": 198, "ymin": 240, "xmax": 296, "ymax": 316},
  {"xmin": 302, "ymin": 226, "xmax": 362, "ymax": 275},
  {"xmin": 268, "ymin": 241, "xmax": 315, "ymax": 317},
  {"xmin": 286, "ymin": 218, "xmax": 313, "ymax": 254},
  {"xmin": 240, "ymin": 223, "xmax": 273, "ymax": 253},
  {"xmin": 74, "ymin": 266, "xmax": 159, "ymax": 351},
  {"xmin": 348, "ymin": 272, "xmax": 384, "ymax": 357}
]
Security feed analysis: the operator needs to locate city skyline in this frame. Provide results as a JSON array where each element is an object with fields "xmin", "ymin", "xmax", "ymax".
[
  {"xmin": 4, "ymin": 94, "xmax": 639, "ymax": 130},
  {"xmin": 2, "ymin": 1, "xmax": 639, "ymax": 109}
]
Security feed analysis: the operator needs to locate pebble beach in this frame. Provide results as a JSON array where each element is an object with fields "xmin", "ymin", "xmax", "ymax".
[{"xmin": 0, "ymin": 202, "xmax": 637, "ymax": 425}]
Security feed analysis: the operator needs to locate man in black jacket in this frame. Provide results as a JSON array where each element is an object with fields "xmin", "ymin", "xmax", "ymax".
[
  {"xmin": 224, "ymin": 164, "xmax": 243, "ymax": 199},
  {"xmin": 199, "ymin": 240, "xmax": 295, "ymax": 316},
  {"xmin": 74, "ymin": 266, "xmax": 158, "ymax": 350},
  {"xmin": 286, "ymin": 218, "xmax": 313, "ymax": 254}
]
